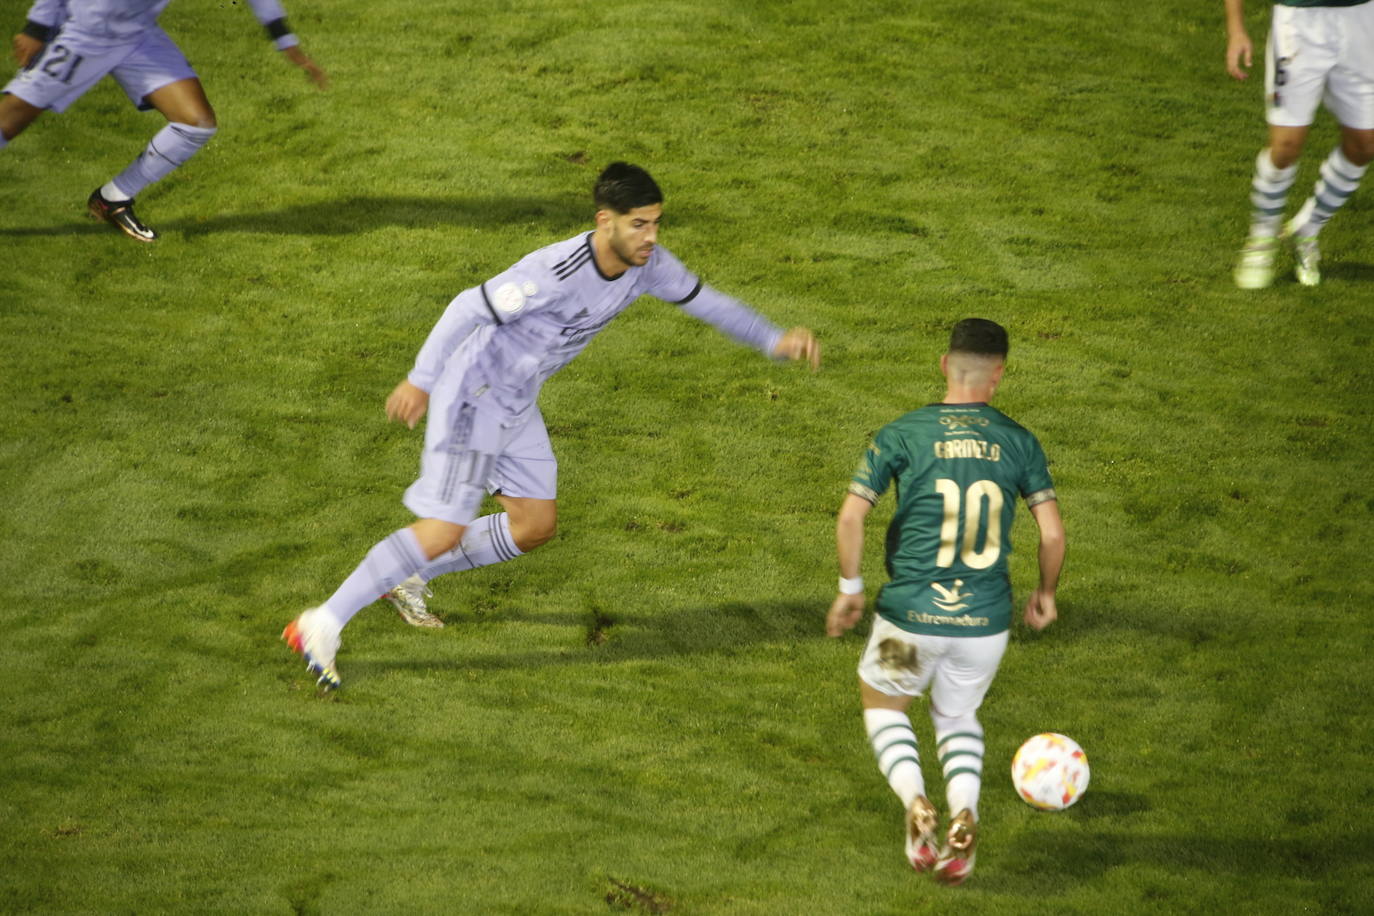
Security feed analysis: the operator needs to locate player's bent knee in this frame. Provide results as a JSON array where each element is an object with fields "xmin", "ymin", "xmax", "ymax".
[
  {"xmin": 512, "ymin": 515, "xmax": 556, "ymax": 552},
  {"xmin": 410, "ymin": 518, "xmax": 465, "ymax": 559},
  {"xmin": 1343, "ymin": 132, "xmax": 1374, "ymax": 167},
  {"xmin": 1269, "ymin": 142, "xmax": 1303, "ymax": 170},
  {"xmin": 500, "ymin": 497, "xmax": 557, "ymax": 552},
  {"xmin": 930, "ymin": 708, "xmax": 977, "ymax": 729}
]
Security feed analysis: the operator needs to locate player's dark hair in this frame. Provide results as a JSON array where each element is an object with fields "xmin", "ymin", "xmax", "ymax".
[
  {"xmin": 949, "ymin": 318, "xmax": 1009, "ymax": 358},
  {"xmin": 594, "ymin": 162, "xmax": 663, "ymax": 213}
]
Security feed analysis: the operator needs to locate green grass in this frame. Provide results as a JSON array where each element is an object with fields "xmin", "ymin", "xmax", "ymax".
[{"xmin": 2, "ymin": 0, "xmax": 1372, "ymax": 911}]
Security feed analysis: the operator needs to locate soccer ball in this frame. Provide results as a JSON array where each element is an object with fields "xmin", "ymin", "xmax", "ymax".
[{"xmin": 1011, "ymin": 733, "xmax": 1089, "ymax": 811}]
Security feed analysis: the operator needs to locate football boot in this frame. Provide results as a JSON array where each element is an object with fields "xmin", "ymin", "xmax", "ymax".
[
  {"xmin": 282, "ymin": 607, "xmax": 342, "ymax": 689},
  {"xmin": 905, "ymin": 795, "xmax": 940, "ymax": 872},
  {"xmin": 386, "ymin": 575, "xmax": 444, "ymax": 629},
  {"xmin": 87, "ymin": 189, "xmax": 157, "ymax": 242},
  {"xmin": 933, "ymin": 808, "xmax": 978, "ymax": 886}
]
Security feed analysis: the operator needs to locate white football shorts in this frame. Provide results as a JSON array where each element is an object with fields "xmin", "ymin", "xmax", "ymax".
[
  {"xmin": 3, "ymin": 25, "xmax": 195, "ymax": 114},
  {"xmin": 858, "ymin": 616, "xmax": 1009, "ymax": 718},
  {"xmin": 1266, "ymin": 1, "xmax": 1374, "ymax": 129},
  {"xmin": 402, "ymin": 395, "xmax": 558, "ymax": 527}
]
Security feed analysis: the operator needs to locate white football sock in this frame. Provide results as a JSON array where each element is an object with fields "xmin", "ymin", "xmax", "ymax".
[
  {"xmin": 99, "ymin": 180, "xmax": 130, "ymax": 202},
  {"xmin": 865, "ymin": 708, "xmax": 925, "ymax": 808},
  {"xmin": 1289, "ymin": 146, "xmax": 1367, "ymax": 238},
  {"xmin": 1248, "ymin": 148, "xmax": 1298, "ymax": 238},
  {"xmin": 417, "ymin": 512, "xmax": 523, "ymax": 581},
  {"xmin": 322, "ymin": 528, "xmax": 428, "ymax": 631},
  {"xmin": 932, "ymin": 711, "xmax": 985, "ymax": 820},
  {"xmin": 109, "ymin": 122, "xmax": 217, "ymax": 198}
]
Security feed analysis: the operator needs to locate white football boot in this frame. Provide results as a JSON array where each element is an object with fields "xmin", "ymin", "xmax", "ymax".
[
  {"xmin": 282, "ymin": 607, "xmax": 342, "ymax": 689},
  {"xmin": 386, "ymin": 575, "xmax": 444, "ymax": 629},
  {"xmin": 1233, "ymin": 236, "xmax": 1278, "ymax": 290},
  {"xmin": 1283, "ymin": 218, "xmax": 1321, "ymax": 287}
]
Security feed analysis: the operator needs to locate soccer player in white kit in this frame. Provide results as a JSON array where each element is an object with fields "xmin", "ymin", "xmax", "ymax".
[
  {"xmin": 283, "ymin": 162, "xmax": 822, "ymax": 689},
  {"xmin": 1, "ymin": 0, "xmax": 326, "ymax": 241},
  {"xmin": 1227, "ymin": 0, "xmax": 1374, "ymax": 288}
]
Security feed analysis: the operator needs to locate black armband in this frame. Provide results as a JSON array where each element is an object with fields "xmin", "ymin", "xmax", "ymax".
[
  {"xmin": 671, "ymin": 280, "xmax": 703, "ymax": 305},
  {"xmin": 263, "ymin": 17, "xmax": 292, "ymax": 40},
  {"xmin": 21, "ymin": 19, "xmax": 57, "ymax": 41}
]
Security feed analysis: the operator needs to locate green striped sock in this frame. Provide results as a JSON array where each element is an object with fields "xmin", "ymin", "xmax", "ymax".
[
  {"xmin": 864, "ymin": 708, "xmax": 925, "ymax": 807},
  {"xmin": 936, "ymin": 720, "xmax": 985, "ymax": 818}
]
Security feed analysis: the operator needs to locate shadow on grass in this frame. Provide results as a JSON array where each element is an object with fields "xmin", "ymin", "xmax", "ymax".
[
  {"xmin": 0, "ymin": 194, "xmax": 590, "ymax": 238},
  {"xmin": 352, "ymin": 598, "xmax": 826, "ymax": 677},
  {"xmin": 1018, "ymin": 585, "xmax": 1224, "ymax": 649},
  {"xmin": 989, "ymin": 811, "xmax": 1373, "ymax": 888},
  {"xmin": 1322, "ymin": 260, "xmax": 1374, "ymax": 282},
  {"xmin": 0, "ymin": 220, "xmax": 110, "ymax": 238}
]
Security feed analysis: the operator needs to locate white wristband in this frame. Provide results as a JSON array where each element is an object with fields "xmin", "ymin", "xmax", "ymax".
[{"xmin": 838, "ymin": 576, "xmax": 864, "ymax": 595}]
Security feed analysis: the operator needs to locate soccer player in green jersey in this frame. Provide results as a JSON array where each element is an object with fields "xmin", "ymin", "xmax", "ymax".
[
  {"xmin": 825, "ymin": 319, "xmax": 1065, "ymax": 886},
  {"xmin": 1226, "ymin": 0, "xmax": 1374, "ymax": 288}
]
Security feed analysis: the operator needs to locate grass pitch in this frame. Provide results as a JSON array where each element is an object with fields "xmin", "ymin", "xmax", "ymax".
[{"xmin": 2, "ymin": 0, "xmax": 1371, "ymax": 912}]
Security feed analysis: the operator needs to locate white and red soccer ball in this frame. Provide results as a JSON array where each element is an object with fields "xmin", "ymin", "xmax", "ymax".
[{"xmin": 1011, "ymin": 733, "xmax": 1089, "ymax": 811}]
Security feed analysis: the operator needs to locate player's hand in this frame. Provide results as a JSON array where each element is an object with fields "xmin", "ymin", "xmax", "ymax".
[
  {"xmin": 774, "ymin": 326, "xmax": 820, "ymax": 371},
  {"xmin": 385, "ymin": 379, "xmax": 429, "ymax": 429},
  {"xmin": 12, "ymin": 33, "xmax": 43, "ymax": 68},
  {"xmin": 826, "ymin": 592, "xmax": 865, "ymax": 637},
  {"xmin": 283, "ymin": 45, "xmax": 329, "ymax": 89},
  {"xmin": 1022, "ymin": 589, "xmax": 1058, "ymax": 631},
  {"xmin": 1226, "ymin": 31, "xmax": 1253, "ymax": 80}
]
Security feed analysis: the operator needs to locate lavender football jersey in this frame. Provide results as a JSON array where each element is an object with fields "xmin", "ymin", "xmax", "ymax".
[
  {"xmin": 408, "ymin": 233, "xmax": 785, "ymax": 423},
  {"xmin": 24, "ymin": 0, "xmax": 292, "ymax": 44}
]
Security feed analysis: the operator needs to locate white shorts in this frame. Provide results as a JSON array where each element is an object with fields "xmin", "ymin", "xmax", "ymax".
[
  {"xmin": 402, "ymin": 395, "xmax": 558, "ymax": 526},
  {"xmin": 1266, "ymin": 2, "xmax": 1374, "ymax": 129},
  {"xmin": 858, "ymin": 616, "xmax": 1009, "ymax": 718},
  {"xmin": 3, "ymin": 26, "xmax": 195, "ymax": 114}
]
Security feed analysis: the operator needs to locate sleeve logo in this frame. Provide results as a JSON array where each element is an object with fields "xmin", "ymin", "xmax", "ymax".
[{"xmin": 493, "ymin": 282, "xmax": 528, "ymax": 315}]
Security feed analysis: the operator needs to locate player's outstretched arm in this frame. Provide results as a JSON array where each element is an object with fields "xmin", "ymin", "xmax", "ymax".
[
  {"xmin": 244, "ymin": 0, "xmax": 328, "ymax": 88},
  {"xmin": 385, "ymin": 379, "xmax": 429, "ymax": 429},
  {"xmin": 1223, "ymin": 0, "xmax": 1253, "ymax": 80},
  {"xmin": 667, "ymin": 278, "xmax": 815, "ymax": 367},
  {"xmin": 773, "ymin": 327, "xmax": 821, "ymax": 371},
  {"xmin": 282, "ymin": 44, "xmax": 328, "ymax": 89},
  {"xmin": 826, "ymin": 493, "xmax": 872, "ymax": 636},
  {"xmin": 1023, "ymin": 498, "xmax": 1065, "ymax": 631}
]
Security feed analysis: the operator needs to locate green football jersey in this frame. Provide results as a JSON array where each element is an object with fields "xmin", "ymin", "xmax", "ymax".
[{"xmin": 850, "ymin": 402, "xmax": 1056, "ymax": 637}]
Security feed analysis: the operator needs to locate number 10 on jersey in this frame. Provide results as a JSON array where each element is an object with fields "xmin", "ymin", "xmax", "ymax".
[{"xmin": 934, "ymin": 478, "xmax": 1003, "ymax": 569}]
